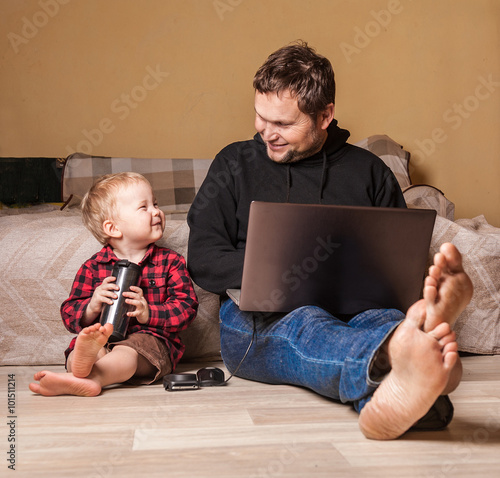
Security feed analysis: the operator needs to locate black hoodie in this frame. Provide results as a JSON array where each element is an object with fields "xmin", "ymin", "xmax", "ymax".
[{"xmin": 187, "ymin": 121, "xmax": 407, "ymax": 295}]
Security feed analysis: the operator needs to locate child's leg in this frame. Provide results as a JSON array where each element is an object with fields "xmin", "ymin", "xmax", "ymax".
[
  {"xmin": 29, "ymin": 346, "xmax": 155, "ymax": 397},
  {"xmin": 67, "ymin": 323, "xmax": 113, "ymax": 378},
  {"xmin": 29, "ymin": 371, "xmax": 101, "ymax": 397},
  {"xmin": 87, "ymin": 345, "xmax": 157, "ymax": 387},
  {"xmin": 29, "ymin": 323, "xmax": 158, "ymax": 397}
]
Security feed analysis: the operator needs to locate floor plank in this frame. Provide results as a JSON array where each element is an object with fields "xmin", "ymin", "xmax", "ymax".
[{"xmin": 1, "ymin": 355, "xmax": 500, "ymax": 477}]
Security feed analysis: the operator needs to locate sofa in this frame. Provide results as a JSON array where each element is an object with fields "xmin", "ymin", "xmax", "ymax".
[{"xmin": 1, "ymin": 135, "xmax": 499, "ymax": 368}]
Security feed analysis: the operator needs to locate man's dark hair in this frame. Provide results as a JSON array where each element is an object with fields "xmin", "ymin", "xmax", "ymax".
[{"xmin": 253, "ymin": 40, "xmax": 336, "ymax": 118}]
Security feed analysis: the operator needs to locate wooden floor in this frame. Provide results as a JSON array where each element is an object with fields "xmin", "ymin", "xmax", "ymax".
[{"xmin": 2, "ymin": 354, "xmax": 500, "ymax": 477}]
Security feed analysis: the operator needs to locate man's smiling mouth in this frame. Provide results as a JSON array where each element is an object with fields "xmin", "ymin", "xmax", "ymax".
[{"xmin": 268, "ymin": 142, "xmax": 287, "ymax": 151}]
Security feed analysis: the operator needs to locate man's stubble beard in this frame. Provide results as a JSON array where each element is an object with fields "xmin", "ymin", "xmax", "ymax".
[{"xmin": 267, "ymin": 128, "xmax": 326, "ymax": 164}]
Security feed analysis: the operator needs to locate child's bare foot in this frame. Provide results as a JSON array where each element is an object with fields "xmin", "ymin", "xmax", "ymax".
[
  {"xmin": 423, "ymin": 243, "xmax": 473, "ymax": 332},
  {"xmin": 359, "ymin": 301, "xmax": 458, "ymax": 440},
  {"xmin": 29, "ymin": 371, "xmax": 101, "ymax": 397},
  {"xmin": 70, "ymin": 323, "xmax": 113, "ymax": 378}
]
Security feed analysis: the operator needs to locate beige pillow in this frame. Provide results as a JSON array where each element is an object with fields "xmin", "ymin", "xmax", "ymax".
[
  {"xmin": 0, "ymin": 211, "xmax": 221, "ymax": 366},
  {"xmin": 429, "ymin": 215, "xmax": 500, "ymax": 354},
  {"xmin": 158, "ymin": 221, "xmax": 221, "ymax": 362},
  {"xmin": 403, "ymin": 184, "xmax": 455, "ymax": 220},
  {"xmin": 355, "ymin": 134, "xmax": 412, "ymax": 190}
]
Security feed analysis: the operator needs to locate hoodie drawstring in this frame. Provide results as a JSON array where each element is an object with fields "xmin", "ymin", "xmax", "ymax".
[
  {"xmin": 284, "ymin": 149, "xmax": 328, "ymax": 204},
  {"xmin": 285, "ymin": 164, "xmax": 291, "ymax": 202},
  {"xmin": 318, "ymin": 149, "xmax": 327, "ymax": 204}
]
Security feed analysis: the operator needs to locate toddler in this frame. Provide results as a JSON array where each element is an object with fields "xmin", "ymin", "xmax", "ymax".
[{"xmin": 30, "ymin": 172, "xmax": 198, "ymax": 396}]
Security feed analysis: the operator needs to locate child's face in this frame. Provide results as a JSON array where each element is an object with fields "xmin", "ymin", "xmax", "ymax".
[{"xmin": 112, "ymin": 181, "xmax": 165, "ymax": 248}]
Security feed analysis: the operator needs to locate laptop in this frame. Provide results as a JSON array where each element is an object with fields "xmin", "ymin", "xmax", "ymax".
[{"xmin": 226, "ymin": 201, "xmax": 436, "ymax": 315}]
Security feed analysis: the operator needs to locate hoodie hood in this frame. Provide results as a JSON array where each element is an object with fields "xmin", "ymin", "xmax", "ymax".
[
  {"xmin": 318, "ymin": 119, "xmax": 351, "ymax": 158},
  {"xmin": 253, "ymin": 119, "xmax": 351, "ymax": 203},
  {"xmin": 253, "ymin": 119, "xmax": 351, "ymax": 165}
]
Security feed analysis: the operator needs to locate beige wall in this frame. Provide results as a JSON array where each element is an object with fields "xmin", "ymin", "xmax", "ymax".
[{"xmin": 1, "ymin": 0, "xmax": 499, "ymax": 226}]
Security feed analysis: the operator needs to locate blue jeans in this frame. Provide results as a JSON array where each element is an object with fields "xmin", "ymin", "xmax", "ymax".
[{"xmin": 219, "ymin": 299, "xmax": 404, "ymax": 412}]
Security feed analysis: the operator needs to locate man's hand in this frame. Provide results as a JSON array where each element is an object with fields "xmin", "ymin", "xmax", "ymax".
[{"xmin": 123, "ymin": 286, "xmax": 150, "ymax": 324}]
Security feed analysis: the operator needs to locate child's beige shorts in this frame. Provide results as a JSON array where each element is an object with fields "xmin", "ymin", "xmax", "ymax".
[{"xmin": 108, "ymin": 332, "xmax": 172, "ymax": 385}]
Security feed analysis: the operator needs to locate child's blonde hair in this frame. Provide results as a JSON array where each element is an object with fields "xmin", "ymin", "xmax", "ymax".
[{"xmin": 81, "ymin": 172, "xmax": 152, "ymax": 245}]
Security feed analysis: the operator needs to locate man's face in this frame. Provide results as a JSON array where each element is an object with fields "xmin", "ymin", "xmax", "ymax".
[{"xmin": 254, "ymin": 90, "xmax": 331, "ymax": 164}]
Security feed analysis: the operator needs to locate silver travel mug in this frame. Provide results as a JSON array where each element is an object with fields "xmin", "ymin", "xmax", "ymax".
[{"xmin": 99, "ymin": 260, "xmax": 142, "ymax": 342}]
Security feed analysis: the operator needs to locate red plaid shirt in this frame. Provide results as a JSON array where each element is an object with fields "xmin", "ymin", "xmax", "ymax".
[{"xmin": 61, "ymin": 243, "xmax": 198, "ymax": 369}]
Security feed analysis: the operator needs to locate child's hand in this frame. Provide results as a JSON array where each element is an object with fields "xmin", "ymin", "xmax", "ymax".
[
  {"xmin": 123, "ymin": 286, "xmax": 150, "ymax": 324},
  {"xmin": 84, "ymin": 276, "xmax": 119, "ymax": 324}
]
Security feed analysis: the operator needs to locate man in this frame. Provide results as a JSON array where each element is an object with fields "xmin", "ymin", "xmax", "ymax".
[{"xmin": 187, "ymin": 41, "xmax": 473, "ymax": 439}]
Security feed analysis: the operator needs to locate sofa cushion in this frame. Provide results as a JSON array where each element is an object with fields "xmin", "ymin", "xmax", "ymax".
[
  {"xmin": 429, "ymin": 215, "xmax": 500, "ymax": 354},
  {"xmin": 354, "ymin": 134, "xmax": 412, "ymax": 190},
  {"xmin": 403, "ymin": 184, "xmax": 455, "ymax": 220},
  {"xmin": 0, "ymin": 210, "xmax": 221, "ymax": 366},
  {"xmin": 157, "ymin": 221, "xmax": 221, "ymax": 362}
]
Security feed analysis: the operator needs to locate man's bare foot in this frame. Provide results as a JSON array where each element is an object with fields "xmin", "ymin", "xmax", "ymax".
[
  {"xmin": 430, "ymin": 323, "xmax": 463, "ymax": 395},
  {"xmin": 358, "ymin": 301, "xmax": 458, "ymax": 440},
  {"xmin": 70, "ymin": 323, "xmax": 113, "ymax": 378},
  {"xmin": 423, "ymin": 243, "xmax": 473, "ymax": 332},
  {"xmin": 29, "ymin": 371, "xmax": 101, "ymax": 397}
]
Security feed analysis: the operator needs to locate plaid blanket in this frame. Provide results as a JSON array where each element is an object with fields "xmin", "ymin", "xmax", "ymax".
[
  {"xmin": 61, "ymin": 134, "xmax": 412, "ymax": 218},
  {"xmin": 62, "ymin": 153, "xmax": 212, "ymax": 218}
]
